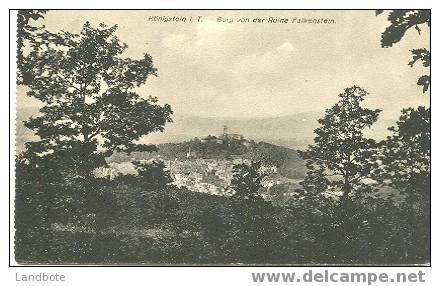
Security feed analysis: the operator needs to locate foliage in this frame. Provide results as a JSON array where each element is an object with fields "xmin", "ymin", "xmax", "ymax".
[
  {"xmin": 22, "ymin": 21, "xmax": 172, "ymax": 176},
  {"xmin": 229, "ymin": 162, "xmax": 266, "ymax": 200},
  {"xmin": 17, "ymin": 10, "xmax": 47, "ymax": 85},
  {"xmin": 375, "ymin": 106, "xmax": 430, "ymax": 198},
  {"xmin": 299, "ymin": 86, "xmax": 380, "ymax": 199},
  {"xmin": 226, "ymin": 162, "xmax": 284, "ymax": 263},
  {"xmin": 375, "ymin": 10, "xmax": 430, "ymax": 263},
  {"xmin": 376, "ymin": 10, "xmax": 430, "ymax": 48},
  {"xmin": 373, "ymin": 106, "xmax": 430, "ymax": 262},
  {"xmin": 16, "ymin": 151, "xmax": 430, "ymax": 264},
  {"xmin": 377, "ymin": 10, "xmax": 430, "ymax": 93}
]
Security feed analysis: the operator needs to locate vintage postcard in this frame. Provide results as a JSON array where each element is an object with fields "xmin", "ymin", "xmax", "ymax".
[{"xmin": 14, "ymin": 10, "xmax": 430, "ymax": 265}]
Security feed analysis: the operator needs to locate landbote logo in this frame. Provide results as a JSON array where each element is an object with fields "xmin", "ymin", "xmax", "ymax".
[{"xmin": 15, "ymin": 273, "xmax": 66, "ymax": 282}]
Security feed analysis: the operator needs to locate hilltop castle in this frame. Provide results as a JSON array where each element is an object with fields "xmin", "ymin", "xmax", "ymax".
[{"xmin": 200, "ymin": 125, "xmax": 245, "ymax": 144}]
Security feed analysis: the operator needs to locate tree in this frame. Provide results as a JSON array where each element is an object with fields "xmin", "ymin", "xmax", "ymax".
[
  {"xmin": 17, "ymin": 9, "xmax": 47, "ymax": 85},
  {"xmin": 133, "ymin": 160, "xmax": 173, "ymax": 191},
  {"xmin": 299, "ymin": 86, "xmax": 381, "ymax": 200},
  {"xmin": 297, "ymin": 86, "xmax": 383, "ymax": 263},
  {"xmin": 374, "ymin": 106, "xmax": 430, "ymax": 262},
  {"xmin": 230, "ymin": 162, "xmax": 267, "ymax": 201},
  {"xmin": 15, "ymin": 20, "xmax": 173, "ymax": 263},
  {"xmin": 376, "ymin": 10, "xmax": 430, "ymax": 262},
  {"xmin": 377, "ymin": 10, "xmax": 430, "ymax": 93},
  {"xmin": 225, "ymin": 162, "xmax": 284, "ymax": 263},
  {"xmin": 22, "ymin": 21, "xmax": 173, "ymax": 176},
  {"xmin": 376, "ymin": 106, "xmax": 430, "ymax": 197}
]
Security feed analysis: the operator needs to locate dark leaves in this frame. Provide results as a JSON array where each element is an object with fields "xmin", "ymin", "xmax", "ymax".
[
  {"xmin": 230, "ymin": 162, "xmax": 267, "ymax": 200},
  {"xmin": 22, "ymin": 21, "xmax": 173, "ymax": 162},
  {"xmin": 379, "ymin": 10, "xmax": 430, "ymax": 48},
  {"xmin": 377, "ymin": 10, "xmax": 430, "ymax": 93},
  {"xmin": 417, "ymin": 75, "xmax": 431, "ymax": 94},
  {"xmin": 300, "ymin": 86, "xmax": 380, "ymax": 197}
]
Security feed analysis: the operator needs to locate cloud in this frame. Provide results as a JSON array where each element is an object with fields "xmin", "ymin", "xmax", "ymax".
[{"xmin": 276, "ymin": 42, "xmax": 296, "ymax": 54}]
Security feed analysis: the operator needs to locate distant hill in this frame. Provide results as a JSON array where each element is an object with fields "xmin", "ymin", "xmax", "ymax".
[
  {"xmin": 109, "ymin": 137, "xmax": 308, "ymax": 180},
  {"xmin": 15, "ymin": 106, "xmax": 396, "ymax": 153},
  {"xmin": 141, "ymin": 112, "xmax": 322, "ymax": 150},
  {"xmin": 15, "ymin": 107, "xmax": 321, "ymax": 151},
  {"xmin": 140, "ymin": 112, "xmax": 396, "ymax": 150}
]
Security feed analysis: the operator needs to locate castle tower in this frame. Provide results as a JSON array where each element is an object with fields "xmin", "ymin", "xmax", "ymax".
[{"xmin": 223, "ymin": 125, "xmax": 228, "ymax": 136}]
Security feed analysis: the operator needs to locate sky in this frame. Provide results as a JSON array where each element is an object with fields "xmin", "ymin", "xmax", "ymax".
[{"xmin": 18, "ymin": 10, "xmax": 430, "ymax": 120}]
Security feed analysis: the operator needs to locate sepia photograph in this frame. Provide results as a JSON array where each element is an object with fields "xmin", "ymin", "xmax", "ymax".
[{"xmin": 13, "ymin": 9, "xmax": 430, "ymax": 266}]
